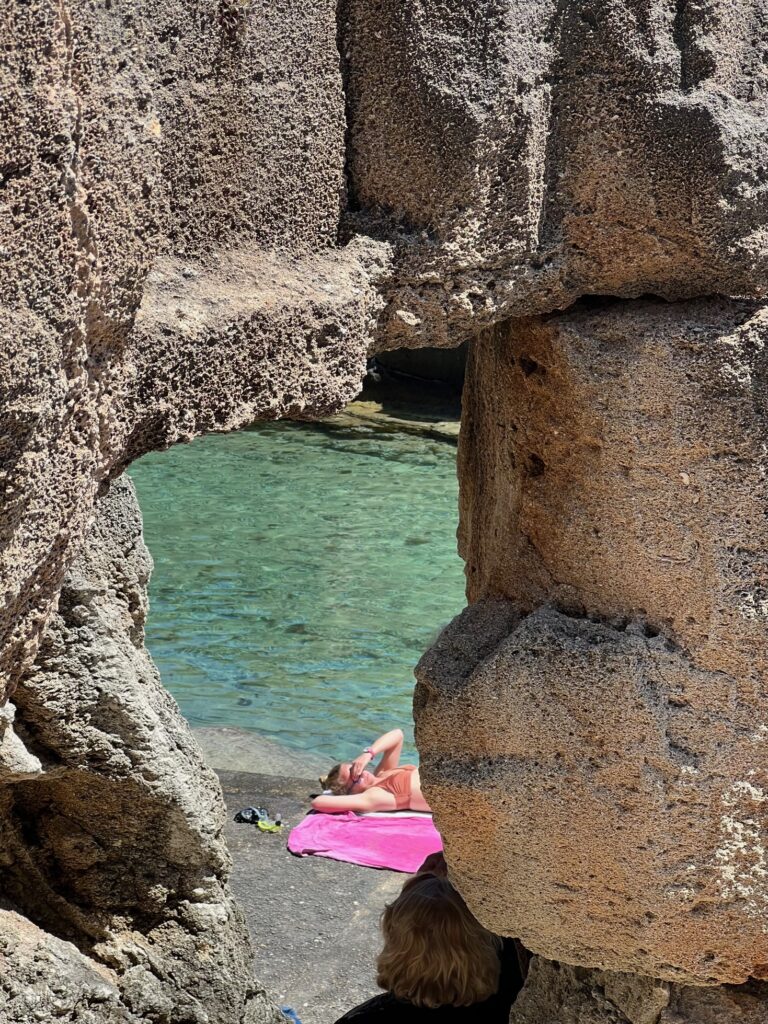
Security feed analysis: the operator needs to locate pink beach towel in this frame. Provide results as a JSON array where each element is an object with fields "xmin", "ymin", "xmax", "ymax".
[{"xmin": 288, "ymin": 811, "xmax": 442, "ymax": 872}]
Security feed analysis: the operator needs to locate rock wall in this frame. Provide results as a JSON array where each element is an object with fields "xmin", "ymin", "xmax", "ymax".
[
  {"xmin": 2, "ymin": 477, "xmax": 283, "ymax": 1023},
  {"xmin": 0, "ymin": 477, "xmax": 282, "ymax": 1024},
  {"xmin": 416, "ymin": 300, "xmax": 768, "ymax": 1012},
  {"xmin": 508, "ymin": 958, "xmax": 768, "ymax": 1024},
  {"xmin": 0, "ymin": 0, "xmax": 386, "ymax": 709},
  {"xmin": 343, "ymin": 0, "xmax": 768, "ymax": 348},
  {"xmin": 416, "ymin": 305, "xmax": 768, "ymax": 1012},
  {"xmin": 5, "ymin": 1, "xmax": 768, "ymax": 1022},
  {"xmin": 0, "ymin": 3, "xmax": 385, "ymax": 1019}
]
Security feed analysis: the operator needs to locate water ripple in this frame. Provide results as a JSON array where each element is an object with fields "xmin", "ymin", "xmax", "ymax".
[{"xmin": 128, "ymin": 421, "xmax": 465, "ymax": 765}]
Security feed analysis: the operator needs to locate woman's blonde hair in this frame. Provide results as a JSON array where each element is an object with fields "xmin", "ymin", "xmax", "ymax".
[
  {"xmin": 376, "ymin": 873, "xmax": 502, "ymax": 1008},
  {"xmin": 319, "ymin": 763, "xmax": 347, "ymax": 795}
]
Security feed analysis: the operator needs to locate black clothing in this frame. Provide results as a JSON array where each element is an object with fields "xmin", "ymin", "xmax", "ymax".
[{"xmin": 333, "ymin": 939, "xmax": 524, "ymax": 1024}]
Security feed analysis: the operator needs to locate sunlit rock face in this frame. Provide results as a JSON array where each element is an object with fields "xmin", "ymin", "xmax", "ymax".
[
  {"xmin": 459, "ymin": 299, "xmax": 768, "ymax": 686},
  {"xmin": 1, "ymin": 478, "xmax": 283, "ymax": 1023},
  {"xmin": 416, "ymin": 300, "xmax": 768, "ymax": 994},
  {"xmin": 343, "ymin": 1, "xmax": 768, "ymax": 349},
  {"xmin": 0, "ymin": 907, "xmax": 137, "ymax": 1023},
  {"xmin": 5, "ymin": 1, "xmax": 768, "ymax": 1021},
  {"xmin": 9, "ymin": 1, "xmax": 768, "ymax": 702},
  {"xmin": 1, "ymin": 4, "xmax": 376, "ymax": 1018}
]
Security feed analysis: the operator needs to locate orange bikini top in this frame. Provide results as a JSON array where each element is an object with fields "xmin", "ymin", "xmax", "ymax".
[{"xmin": 371, "ymin": 765, "xmax": 417, "ymax": 810}]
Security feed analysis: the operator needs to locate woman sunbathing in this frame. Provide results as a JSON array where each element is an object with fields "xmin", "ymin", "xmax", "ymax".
[{"xmin": 312, "ymin": 728, "xmax": 432, "ymax": 813}]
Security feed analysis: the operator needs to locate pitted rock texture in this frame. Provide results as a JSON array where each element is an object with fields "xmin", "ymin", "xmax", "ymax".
[
  {"xmin": 8, "ymin": 2, "xmax": 768, "ymax": 701},
  {"xmin": 417, "ymin": 603, "xmax": 768, "ymax": 984},
  {"xmin": 663, "ymin": 978, "xmax": 768, "ymax": 1022},
  {"xmin": 509, "ymin": 956, "xmax": 768, "ymax": 1024},
  {"xmin": 0, "ymin": 478, "xmax": 285, "ymax": 1024},
  {"xmin": 0, "ymin": 906, "xmax": 136, "ymax": 1024},
  {"xmin": 343, "ymin": 1, "xmax": 768, "ymax": 349},
  {"xmin": 123, "ymin": 241, "xmax": 381, "ymax": 467},
  {"xmin": 459, "ymin": 299, "xmax": 768, "ymax": 681},
  {"xmin": 0, "ymin": 0, "xmax": 387, "ymax": 703},
  {"xmin": 416, "ymin": 300, "xmax": 768, "ymax": 984},
  {"xmin": 0, "ymin": 701, "xmax": 42, "ymax": 782},
  {"xmin": 7, "ymin": 2, "xmax": 768, "ymax": 1020}
]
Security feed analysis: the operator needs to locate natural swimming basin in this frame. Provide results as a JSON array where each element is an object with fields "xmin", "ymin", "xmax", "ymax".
[{"xmin": 128, "ymin": 420, "xmax": 465, "ymax": 764}]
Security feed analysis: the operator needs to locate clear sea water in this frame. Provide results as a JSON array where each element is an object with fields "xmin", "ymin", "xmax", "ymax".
[{"xmin": 128, "ymin": 421, "xmax": 465, "ymax": 764}]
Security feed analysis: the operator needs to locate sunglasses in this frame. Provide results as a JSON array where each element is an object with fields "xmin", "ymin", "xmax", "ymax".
[{"xmin": 318, "ymin": 768, "xmax": 362, "ymax": 793}]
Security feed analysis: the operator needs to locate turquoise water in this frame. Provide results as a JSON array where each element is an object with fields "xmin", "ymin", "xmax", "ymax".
[{"xmin": 128, "ymin": 421, "xmax": 465, "ymax": 764}]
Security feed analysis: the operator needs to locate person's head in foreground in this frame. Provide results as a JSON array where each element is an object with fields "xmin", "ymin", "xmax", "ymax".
[{"xmin": 376, "ymin": 873, "xmax": 502, "ymax": 1008}]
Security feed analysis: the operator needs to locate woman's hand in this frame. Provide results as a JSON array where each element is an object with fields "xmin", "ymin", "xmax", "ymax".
[{"xmin": 350, "ymin": 750, "xmax": 374, "ymax": 781}]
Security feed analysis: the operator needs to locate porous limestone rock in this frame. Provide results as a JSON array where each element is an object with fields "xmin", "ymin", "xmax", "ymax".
[
  {"xmin": 1, "ymin": 477, "xmax": 285, "ymax": 1024},
  {"xmin": 7, "ymin": 1, "xmax": 768, "ymax": 701},
  {"xmin": 0, "ymin": 0, "xmax": 386, "ymax": 704},
  {"xmin": 418, "ymin": 603, "xmax": 768, "ymax": 984},
  {"xmin": 509, "ymin": 955, "xmax": 768, "ymax": 1024},
  {"xmin": 459, "ymin": 298, "xmax": 768, "ymax": 683},
  {"xmin": 509, "ymin": 957, "xmax": 671, "ymax": 1024},
  {"xmin": 7, "ymin": 2, "xmax": 768, "ymax": 1022},
  {"xmin": 343, "ymin": 1, "xmax": 768, "ymax": 349},
  {"xmin": 416, "ymin": 300, "xmax": 768, "ymax": 985},
  {"xmin": 0, "ymin": 701, "xmax": 42, "ymax": 782},
  {"xmin": 0, "ymin": 4, "xmax": 378, "ymax": 1018},
  {"xmin": 0, "ymin": 906, "xmax": 137, "ymax": 1024},
  {"xmin": 663, "ymin": 978, "xmax": 768, "ymax": 1022}
]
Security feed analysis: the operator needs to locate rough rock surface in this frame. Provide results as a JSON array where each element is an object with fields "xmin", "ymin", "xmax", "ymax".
[
  {"xmin": 7, "ymin": 2, "xmax": 768, "ymax": 1022},
  {"xmin": 509, "ymin": 957, "xmax": 671, "ymax": 1024},
  {"xmin": 416, "ymin": 300, "xmax": 768, "ymax": 985},
  {"xmin": 458, "ymin": 299, "xmax": 768, "ymax": 682},
  {"xmin": 0, "ymin": 906, "xmax": 137, "ymax": 1024},
  {"xmin": 510, "ymin": 956, "xmax": 768, "ymax": 1024},
  {"xmin": 0, "ymin": 0, "xmax": 386, "ymax": 704},
  {"xmin": 8, "ymin": 1, "xmax": 768, "ymax": 700},
  {"xmin": 343, "ymin": 1, "xmax": 768, "ymax": 349},
  {"xmin": 663, "ymin": 978, "xmax": 768, "ymax": 1022},
  {"xmin": 418, "ymin": 603, "xmax": 768, "ymax": 984},
  {"xmin": 1, "ymin": 477, "xmax": 284, "ymax": 1023}
]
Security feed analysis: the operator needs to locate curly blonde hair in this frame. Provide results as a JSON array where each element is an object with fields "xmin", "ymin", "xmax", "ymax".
[{"xmin": 376, "ymin": 873, "xmax": 502, "ymax": 1008}]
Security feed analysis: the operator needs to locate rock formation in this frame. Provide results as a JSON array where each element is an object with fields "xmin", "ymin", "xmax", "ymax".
[
  {"xmin": 416, "ymin": 299, "xmax": 768, "ymax": 1011},
  {"xmin": 508, "ymin": 959, "xmax": 768, "ymax": 1024},
  {"xmin": 4, "ymin": 0, "xmax": 768, "ymax": 1021},
  {"xmin": 1, "ymin": 1, "xmax": 388, "ymax": 1016},
  {"xmin": 2, "ymin": 477, "xmax": 283, "ymax": 1022},
  {"xmin": 406, "ymin": 5, "xmax": 768, "ymax": 1016},
  {"xmin": 0, "ymin": 0, "xmax": 387, "ymax": 711},
  {"xmin": 343, "ymin": 0, "xmax": 768, "ymax": 348}
]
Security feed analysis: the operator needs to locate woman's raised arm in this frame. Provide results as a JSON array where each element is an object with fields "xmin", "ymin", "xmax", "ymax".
[{"xmin": 350, "ymin": 727, "xmax": 404, "ymax": 779}]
